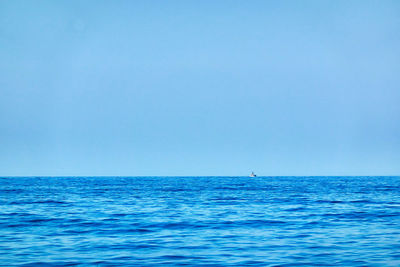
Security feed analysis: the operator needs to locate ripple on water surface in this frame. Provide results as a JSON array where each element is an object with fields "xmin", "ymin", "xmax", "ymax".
[{"xmin": 0, "ymin": 176, "xmax": 400, "ymax": 266}]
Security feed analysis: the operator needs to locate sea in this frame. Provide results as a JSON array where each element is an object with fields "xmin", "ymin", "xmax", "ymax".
[{"xmin": 0, "ymin": 176, "xmax": 399, "ymax": 266}]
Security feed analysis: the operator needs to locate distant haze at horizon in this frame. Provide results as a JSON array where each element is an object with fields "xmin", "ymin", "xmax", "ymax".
[{"xmin": 1, "ymin": 1, "xmax": 399, "ymax": 176}]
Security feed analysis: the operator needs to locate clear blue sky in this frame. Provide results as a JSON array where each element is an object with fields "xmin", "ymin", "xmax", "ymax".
[{"xmin": 1, "ymin": 0, "xmax": 399, "ymax": 176}]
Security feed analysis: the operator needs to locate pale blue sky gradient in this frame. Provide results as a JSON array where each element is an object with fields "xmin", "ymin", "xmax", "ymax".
[{"xmin": 1, "ymin": 0, "xmax": 399, "ymax": 176}]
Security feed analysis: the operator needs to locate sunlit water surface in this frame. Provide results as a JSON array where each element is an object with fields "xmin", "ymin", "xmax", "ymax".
[{"xmin": 1, "ymin": 176, "xmax": 400, "ymax": 266}]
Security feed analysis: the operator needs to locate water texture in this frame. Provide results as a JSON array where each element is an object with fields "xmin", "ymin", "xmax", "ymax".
[{"xmin": 0, "ymin": 176, "xmax": 399, "ymax": 266}]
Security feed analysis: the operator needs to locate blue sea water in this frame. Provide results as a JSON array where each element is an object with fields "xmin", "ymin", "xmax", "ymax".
[{"xmin": 0, "ymin": 176, "xmax": 400, "ymax": 266}]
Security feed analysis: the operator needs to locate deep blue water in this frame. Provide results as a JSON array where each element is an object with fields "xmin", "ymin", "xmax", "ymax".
[{"xmin": 1, "ymin": 176, "xmax": 400, "ymax": 266}]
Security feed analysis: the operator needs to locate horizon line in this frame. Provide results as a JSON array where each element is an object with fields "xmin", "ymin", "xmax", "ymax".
[{"xmin": 1, "ymin": 175, "xmax": 399, "ymax": 178}]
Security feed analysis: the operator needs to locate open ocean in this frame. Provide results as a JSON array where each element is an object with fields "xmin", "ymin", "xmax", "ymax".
[{"xmin": 0, "ymin": 176, "xmax": 400, "ymax": 266}]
